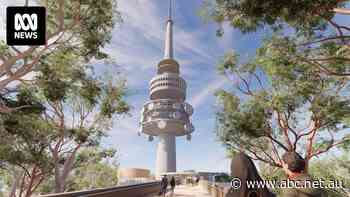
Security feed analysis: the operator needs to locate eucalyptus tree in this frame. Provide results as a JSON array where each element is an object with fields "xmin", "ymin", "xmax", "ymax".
[
  {"xmin": 33, "ymin": 46, "xmax": 129, "ymax": 193},
  {"xmin": 0, "ymin": 0, "xmax": 121, "ymax": 112},
  {"xmin": 0, "ymin": 46, "xmax": 129, "ymax": 196},
  {"xmin": 202, "ymin": 0, "xmax": 350, "ymax": 76},
  {"xmin": 37, "ymin": 147, "xmax": 119, "ymax": 193},
  {"xmin": 66, "ymin": 148, "xmax": 119, "ymax": 191},
  {"xmin": 0, "ymin": 0, "xmax": 126, "ymax": 195},
  {"xmin": 202, "ymin": 0, "xmax": 350, "ymax": 172},
  {"xmin": 216, "ymin": 49, "xmax": 350, "ymax": 172},
  {"xmin": 260, "ymin": 153, "xmax": 350, "ymax": 196},
  {"xmin": 0, "ymin": 89, "xmax": 53, "ymax": 197}
]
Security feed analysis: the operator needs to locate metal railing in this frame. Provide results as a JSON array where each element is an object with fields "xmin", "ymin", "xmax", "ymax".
[{"xmin": 39, "ymin": 181, "xmax": 161, "ymax": 197}]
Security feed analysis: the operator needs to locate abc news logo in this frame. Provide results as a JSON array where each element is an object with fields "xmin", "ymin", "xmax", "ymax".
[
  {"xmin": 7, "ymin": 7, "xmax": 46, "ymax": 45},
  {"xmin": 15, "ymin": 13, "xmax": 38, "ymax": 31}
]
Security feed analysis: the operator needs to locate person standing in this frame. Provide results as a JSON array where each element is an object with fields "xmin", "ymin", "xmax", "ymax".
[
  {"xmin": 281, "ymin": 151, "xmax": 324, "ymax": 197},
  {"xmin": 160, "ymin": 175, "xmax": 168, "ymax": 197},
  {"xmin": 227, "ymin": 153, "xmax": 276, "ymax": 197},
  {"xmin": 170, "ymin": 176, "xmax": 176, "ymax": 196}
]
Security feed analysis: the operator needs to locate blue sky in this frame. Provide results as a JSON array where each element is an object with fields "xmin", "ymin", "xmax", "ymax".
[
  {"xmin": 98, "ymin": 0, "xmax": 268, "ymax": 173},
  {"xmin": 0, "ymin": 0, "xmax": 263, "ymax": 172},
  {"xmin": 88, "ymin": 0, "xmax": 350, "ymax": 173},
  {"xmin": 0, "ymin": 0, "xmax": 291, "ymax": 174},
  {"xmin": 1, "ymin": 0, "xmax": 349, "ymax": 175},
  {"xmin": 0, "ymin": 0, "xmax": 267, "ymax": 174}
]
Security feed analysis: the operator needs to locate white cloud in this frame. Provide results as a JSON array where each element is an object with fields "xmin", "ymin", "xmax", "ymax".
[
  {"xmin": 115, "ymin": 117, "xmax": 139, "ymax": 135},
  {"xmin": 189, "ymin": 77, "xmax": 227, "ymax": 108},
  {"xmin": 0, "ymin": 0, "xmax": 236, "ymax": 173},
  {"xmin": 108, "ymin": 0, "xmax": 218, "ymax": 74}
]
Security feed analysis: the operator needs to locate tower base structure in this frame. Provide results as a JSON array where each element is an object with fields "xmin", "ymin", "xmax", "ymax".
[{"xmin": 156, "ymin": 134, "xmax": 176, "ymax": 177}]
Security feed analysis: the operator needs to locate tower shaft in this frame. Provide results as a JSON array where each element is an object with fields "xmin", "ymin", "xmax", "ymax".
[{"xmin": 156, "ymin": 134, "xmax": 176, "ymax": 175}]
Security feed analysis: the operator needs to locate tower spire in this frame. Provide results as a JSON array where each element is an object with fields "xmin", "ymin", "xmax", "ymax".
[
  {"xmin": 168, "ymin": 0, "xmax": 172, "ymax": 20},
  {"xmin": 164, "ymin": 0, "xmax": 173, "ymax": 59}
]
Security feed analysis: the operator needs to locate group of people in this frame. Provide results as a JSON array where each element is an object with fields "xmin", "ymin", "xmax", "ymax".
[
  {"xmin": 159, "ymin": 175, "xmax": 201, "ymax": 196},
  {"xmin": 159, "ymin": 175, "xmax": 176, "ymax": 196}
]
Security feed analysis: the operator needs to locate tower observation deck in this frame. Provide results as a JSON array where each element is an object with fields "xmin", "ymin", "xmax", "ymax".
[{"xmin": 139, "ymin": 0, "xmax": 194, "ymax": 176}]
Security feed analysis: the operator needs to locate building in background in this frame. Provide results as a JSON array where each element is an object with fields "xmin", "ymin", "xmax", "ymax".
[{"xmin": 118, "ymin": 168, "xmax": 151, "ymax": 185}]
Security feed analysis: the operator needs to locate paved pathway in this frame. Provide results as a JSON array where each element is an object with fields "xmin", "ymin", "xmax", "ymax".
[{"xmin": 162, "ymin": 185, "xmax": 211, "ymax": 197}]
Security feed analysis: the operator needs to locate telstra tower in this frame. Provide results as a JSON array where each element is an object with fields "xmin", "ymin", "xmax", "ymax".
[{"xmin": 139, "ymin": 0, "xmax": 194, "ymax": 176}]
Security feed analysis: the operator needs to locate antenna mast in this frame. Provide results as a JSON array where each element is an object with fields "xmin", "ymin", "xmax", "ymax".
[{"xmin": 164, "ymin": 0, "xmax": 174, "ymax": 59}]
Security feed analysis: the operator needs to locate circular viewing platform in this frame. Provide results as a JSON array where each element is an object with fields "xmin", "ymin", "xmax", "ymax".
[{"xmin": 140, "ymin": 99, "xmax": 194, "ymax": 136}]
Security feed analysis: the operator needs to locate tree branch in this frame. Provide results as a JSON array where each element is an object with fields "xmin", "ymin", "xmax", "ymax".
[
  {"xmin": 306, "ymin": 120, "xmax": 320, "ymax": 161},
  {"xmin": 277, "ymin": 112, "xmax": 293, "ymax": 150},
  {"xmin": 311, "ymin": 135, "xmax": 348, "ymax": 158}
]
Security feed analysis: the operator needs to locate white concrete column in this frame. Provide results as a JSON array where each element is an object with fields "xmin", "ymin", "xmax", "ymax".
[
  {"xmin": 164, "ymin": 20, "xmax": 173, "ymax": 59},
  {"xmin": 156, "ymin": 134, "xmax": 176, "ymax": 176}
]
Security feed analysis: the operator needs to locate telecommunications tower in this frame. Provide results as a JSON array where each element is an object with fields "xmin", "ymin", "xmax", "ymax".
[{"xmin": 139, "ymin": 0, "xmax": 194, "ymax": 176}]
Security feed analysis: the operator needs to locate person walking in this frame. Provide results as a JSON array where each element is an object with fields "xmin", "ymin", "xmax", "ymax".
[
  {"xmin": 170, "ymin": 176, "xmax": 176, "ymax": 196},
  {"xmin": 159, "ymin": 175, "xmax": 168, "ymax": 197},
  {"xmin": 195, "ymin": 176, "xmax": 200, "ymax": 186}
]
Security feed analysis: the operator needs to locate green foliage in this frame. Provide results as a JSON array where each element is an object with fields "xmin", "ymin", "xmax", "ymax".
[
  {"xmin": 202, "ymin": 0, "xmax": 350, "ymax": 78},
  {"xmin": 100, "ymin": 82, "xmax": 130, "ymax": 118},
  {"xmin": 201, "ymin": 0, "xmax": 344, "ymax": 35},
  {"xmin": 0, "ymin": 0, "xmax": 126, "ymax": 195},
  {"xmin": 215, "ymin": 46, "xmax": 350, "ymax": 168},
  {"xmin": 217, "ymin": 50, "xmax": 239, "ymax": 74},
  {"xmin": 261, "ymin": 155, "xmax": 350, "ymax": 197},
  {"xmin": 32, "ymin": 46, "xmax": 128, "ymax": 193},
  {"xmin": 0, "ymin": 170, "xmax": 9, "ymax": 197},
  {"xmin": 0, "ymin": 41, "xmax": 10, "ymax": 57},
  {"xmin": 37, "ymin": 52, "xmax": 77, "ymax": 101},
  {"xmin": 0, "ymin": 62, "xmax": 128, "ymax": 192},
  {"xmin": 207, "ymin": 0, "xmax": 350, "ymax": 170},
  {"xmin": 217, "ymin": 90, "xmax": 269, "ymax": 139},
  {"xmin": 0, "ymin": 0, "xmax": 121, "ymax": 103},
  {"xmin": 309, "ymin": 156, "xmax": 350, "ymax": 197},
  {"xmin": 0, "ymin": 89, "xmax": 53, "ymax": 172},
  {"xmin": 66, "ymin": 162, "xmax": 119, "ymax": 191},
  {"xmin": 67, "ymin": 148, "xmax": 119, "ymax": 191},
  {"xmin": 260, "ymin": 164, "xmax": 286, "ymax": 195},
  {"xmin": 38, "ymin": 147, "xmax": 119, "ymax": 193},
  {"xmin": 214, "ymin": 173, "xmax": 233, "ymax": 183},
  {"xmin": 44, "ymin": 0, "xmax": 121, "ymax": 60}
]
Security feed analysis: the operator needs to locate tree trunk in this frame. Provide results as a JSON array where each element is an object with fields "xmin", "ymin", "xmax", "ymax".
[
  {"xmin": 55, "ymin": 175, "xmax": 65, "ymax": 193},
  {"xmin": 54, "ymin": 146, "xmax": 80, "ymax": 193},
  {"xmin": 304, "ymin": 159, "xmax": 309, "ymax": 174},
  {"xmin": 54, "ymin": 165, "xmax": 63, "ymax": 193},
  {"xmin": 9, "ymin": 170, "xmax": 22, "ymax": 197}
]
